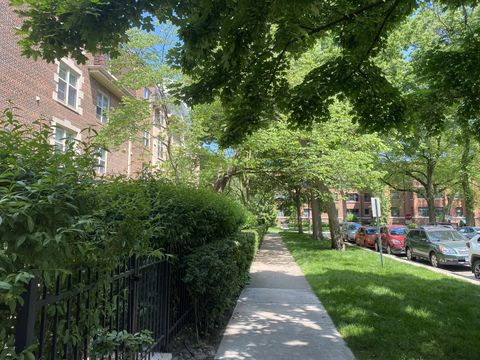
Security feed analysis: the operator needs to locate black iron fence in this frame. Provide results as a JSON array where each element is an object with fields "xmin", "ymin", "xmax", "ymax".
[{"xmin": 11, "ymin": 256, "xmax": 193, "ymax": 359}]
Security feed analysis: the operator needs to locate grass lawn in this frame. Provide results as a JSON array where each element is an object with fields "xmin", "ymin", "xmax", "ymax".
[{"xmin": 281, "ymin": 232, "xmax": 480, "ymax": 360}]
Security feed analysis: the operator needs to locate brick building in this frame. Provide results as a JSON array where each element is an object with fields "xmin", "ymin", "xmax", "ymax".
[
  {"xmin": 0, "ymin": 2, "xmax": 173, "ymax": 177},
  {"xmin": 277, "ymin": 189, "xmax": 480, "ymax": 227}
]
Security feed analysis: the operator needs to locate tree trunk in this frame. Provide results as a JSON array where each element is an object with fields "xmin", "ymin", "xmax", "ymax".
[
  {"xmin": 213, "ymin": 167, "xmax": 236, "ymax": 192},
  {"xmin": 311, "ymin": 193, "xmax": 323, "ymax": 240},
  {"xmin": 426, "ymin": 161, "xmax": 436, "ymax": 224},
  {"xmin": 461, "ymin": 132, "xmax": 475, "ymax": 226},
  {"xmin": 443, "ymin": 194, "xmax": 453, "ymax": 223},
  {"xmin": 294, "ymin": 188, "xmax": 303, "ymax": 234},
  {"xmin": 318, "ymin": 183, "xmax": 343, "ymax": 250},
  {"xmin": 341, "ymin": 191, "xmax": 348, "ymax": 221}
]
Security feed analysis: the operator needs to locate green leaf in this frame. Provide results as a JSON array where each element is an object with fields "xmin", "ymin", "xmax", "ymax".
[{"xmin": 0, "ymin": 281, "xmax": 12, "ymax": 290}]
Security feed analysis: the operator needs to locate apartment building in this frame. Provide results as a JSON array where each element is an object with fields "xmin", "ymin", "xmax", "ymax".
[
  {"xmin": 277, "ymin": 189, "xmax": 480, "ymax": 227},
  {"xmin": 0, "ymin": 2, "xmax": 173, "ymax": 177}
]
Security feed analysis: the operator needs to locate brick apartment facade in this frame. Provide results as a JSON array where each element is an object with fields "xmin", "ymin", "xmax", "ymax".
[
  {"xmin": 0, "ymin": 2, "xmax": 171, "ymax": 177},
  {"xmin": 277, "ymin": 189, "xmax": 480, "ymax": 227}
]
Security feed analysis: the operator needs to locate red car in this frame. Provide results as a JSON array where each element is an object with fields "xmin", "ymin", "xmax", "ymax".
[
  {"xmin": 355, "ymin": 226, "xmax": 378, "ymax": 248},
  {"xmin": 380, "ymin": 225, "xmax": 408, "ymax": 255}
]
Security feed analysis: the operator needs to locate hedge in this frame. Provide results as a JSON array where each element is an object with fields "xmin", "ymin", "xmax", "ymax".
[
  {"xmin": 0, "ymin": 111, "xmax": 252, "ymax": 357},
  {"xmin": 182, "ymin": 225, "xmax": 267, "ymax": 333}
]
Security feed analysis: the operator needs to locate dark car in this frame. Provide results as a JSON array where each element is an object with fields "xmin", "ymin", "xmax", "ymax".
[
  {"xmin": 405, "ymin": 226, "xmax": 469, "ymax": 267},
  {"xmin": 380, "ymin": 225, "xmax": 408, "ymax": 255}
]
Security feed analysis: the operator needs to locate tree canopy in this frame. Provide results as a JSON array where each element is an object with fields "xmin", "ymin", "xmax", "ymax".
[{"xmin": 11, "ymin": 0, "xmax": 479, "ymax": 144}]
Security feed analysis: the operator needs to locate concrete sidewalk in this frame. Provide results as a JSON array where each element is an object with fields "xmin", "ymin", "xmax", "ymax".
[{"xmin": 215, "ymin": 233, "xmax": 355, "ymax": 360}]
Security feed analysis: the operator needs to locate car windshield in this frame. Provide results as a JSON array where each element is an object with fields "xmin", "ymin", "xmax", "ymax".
[
  {"xmin": 427, "ymin": 230, "xmax": 466, "ymax": 242},
  {"xmin": 390, "ymin": 228, "xmax": 407, "ymax": 235},
  {"xmin": 366, "ymin": 228, "xmax": 377, "ymax": 235},
  {"xmin": 348, "ymin": 224, "xmax": 360, "ymax": 230}
]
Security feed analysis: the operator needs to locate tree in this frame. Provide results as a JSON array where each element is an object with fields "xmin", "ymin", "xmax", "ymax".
[
  {"xmin": 416, "ymin": 5, "xmax": 480, "ymax": 225},
  {"xmin": 11, "ymin": 0, "xmax": 477, "ymax": 145},
  {"xmin": 376, "ymin": 3, "xmax": 480, "ymax": 225}
]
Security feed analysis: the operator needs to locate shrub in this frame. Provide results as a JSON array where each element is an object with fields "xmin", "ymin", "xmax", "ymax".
[
  {"xmin": 145, "ymin": 181, "xmax": 246, "ymax": 253},
  {"xmin": 182, "ymin": 226, "xmax": 265, "ymax": 333}
]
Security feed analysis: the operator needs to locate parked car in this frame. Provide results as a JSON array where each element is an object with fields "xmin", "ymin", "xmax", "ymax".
[
  {"xmin": 355, "ymin": 226, "xmax": 378, "ymax": 248},
  {"xmin": 341, "ymin": 222, "xmax": 361, "ymax": 243},
  {"xmin": 467, "ymin": 234, "xmax": 480, "ymax": 279},
  {"xmin": 405, "ymin": 226, "xmax": 470, "ymax": 267},
  {"xmin": 458, "ymin": 226, "xmax": 480, "ymax": 239},
  {"xmin": 380, "ymin": 225, "xmax": 408, "ymax": 255}
]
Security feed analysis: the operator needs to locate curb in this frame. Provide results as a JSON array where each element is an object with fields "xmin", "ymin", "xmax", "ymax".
[{"xmin": 346, "ymin": 242, "xmax": 480, "ymax": 286}]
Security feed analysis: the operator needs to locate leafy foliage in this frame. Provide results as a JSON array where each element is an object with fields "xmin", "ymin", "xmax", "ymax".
[
  {"xmin": 182, "ymin": 226, "xmax": 266, "ymax": 333},
  {"xmin": 0, "ymin": 109, "xmax": 250, "ymax": 357},
  {"xmin": 11, "ymin": 0, "xmax": 478, "ymax": 144}
]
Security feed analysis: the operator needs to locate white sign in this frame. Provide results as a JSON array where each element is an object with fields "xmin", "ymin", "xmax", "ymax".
[{"xmin": 371, "ymin": 197, "xmax": 381, "ymax": 218}]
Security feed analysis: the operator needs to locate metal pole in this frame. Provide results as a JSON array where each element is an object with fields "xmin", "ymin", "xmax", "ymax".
[{"xmin": 375, "ymin": 199, "xmax": 384, "ymax": 268}]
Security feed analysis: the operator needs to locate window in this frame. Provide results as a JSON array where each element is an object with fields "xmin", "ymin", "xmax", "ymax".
[
  {"xmin": 96, "ymin": 148, "xmax": 107, "ymax": 175},
  {"xmin": 143, "ymin": 131, "xmax": 150, "ymax": 147},
  {"xmin": 435, "ymin": 207, "xmax": 444, "ymax": 216},
  {"xmin": 157, "ymin": 139, "xmax": 164, "ymax": 159},
  {"xmin": 418, "ymin": 207, "xmax": 429, "ymax": 217},
  {"xmin": 347, "ymin": 208, "xmax": 359, "ymax": 215},
  {"xmin": 96, "ymin": 92, "xmax": 110, "ymax": 123},
  {"xmin": 390, "ymin": 191, "xmax": 400, "ymax": 200},
  {"xmin": 54, "ymin": 126, "xmax": 76, "ymax": 152},
  {"xmin": 363, "ymin": 193, "xmax": 371, "ymax": 202},
  {"xmin": 303, "ymin": 208, "xmax": 311, "ymax": 218},
  {"xmin": 154, "ymin": 109, "xmax": 166, "ymax": 127},
  {"xmin": 455, "ymin": 207, "xmax": 463, "ymax": 217},
  {"xmin": 144, "ymin": 87, "xmax": 151, "ymax": 100},
  {"xmin": 364, "ymin": 208, "xmax": 370, "ymax": 215},
  {"xmin": 57, "ymin": 63, "xmax": 79, "ymax": 108},
  {"xmin": 347, "ymin": 193, "xmax": 359, "ymax": 202},
  {"xmin": 391, "ymin": 207, "xmax": 400, "ymax": 217}
]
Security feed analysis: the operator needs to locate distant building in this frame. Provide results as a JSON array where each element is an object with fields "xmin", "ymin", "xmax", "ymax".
[{"xmin": 276, "ymin": 189, "xmax": 480, "ymax": 227}]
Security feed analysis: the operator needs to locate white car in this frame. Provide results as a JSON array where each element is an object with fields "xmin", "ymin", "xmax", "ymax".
[{"xmin": 467, "ymin": 234, "xmax": 480, "ymax": 279}]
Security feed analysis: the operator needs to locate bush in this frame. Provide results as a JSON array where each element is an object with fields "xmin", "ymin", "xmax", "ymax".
[
  {"xmin": 182, "ymin": 226, "xmax": 265, "ymax": 333},
  {"xmin": 145, "ymin": 181, "xmax": 247, "ymax": 253},
  {"xmin": 0, "ymin": 110, "xmax": 249, "ymax": 356}
]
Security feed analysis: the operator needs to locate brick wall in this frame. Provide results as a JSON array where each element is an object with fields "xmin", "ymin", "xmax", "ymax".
[{"xmin": 0, "ymin": 2, "xmax": 130, "ymax": 175}]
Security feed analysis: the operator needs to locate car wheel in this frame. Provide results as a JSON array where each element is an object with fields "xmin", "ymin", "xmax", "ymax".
[
  {"xmin": 430, "ymin": 252, "xmax": 439, "ymax": 268},
  {"xmin": 387, "ymin": 245, "xmax": 392, "ymax": 255},
  {"xmin": 473, "ymin": 260, "xmax": 480, "ymax": 280},
  {"xmin": 406, "ymin": 247, "xmax": 415, "ymax": 261}
]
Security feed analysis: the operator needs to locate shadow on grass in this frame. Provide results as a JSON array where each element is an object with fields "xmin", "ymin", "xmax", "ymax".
[{"xmin": 280, "ymin": 232, "xmax": 480, "ymax": 360}]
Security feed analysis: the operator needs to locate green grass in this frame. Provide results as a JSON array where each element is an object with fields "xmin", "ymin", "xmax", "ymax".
[{"xmin": 280, "ymin": 231, "xmax": 480, "ymax": 360}]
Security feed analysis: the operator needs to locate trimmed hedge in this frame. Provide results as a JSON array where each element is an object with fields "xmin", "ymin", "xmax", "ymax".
[
  {"xmin": 182, "ymin": 225, "xmax": 267, "ymax": 333},
  {"xmin": 0, "ymin": 111, "xmax": 251, "ymax": 356}
]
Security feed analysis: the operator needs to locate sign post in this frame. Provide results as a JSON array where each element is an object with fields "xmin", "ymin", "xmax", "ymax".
[{"xmin": 371, "ymin": 197, "xmax": 384, "ymax": 268}]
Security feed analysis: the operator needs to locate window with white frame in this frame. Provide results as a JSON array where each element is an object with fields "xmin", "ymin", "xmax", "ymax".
[
  {"xmin": 144, "ymin": 87, "xmax": 151, "ymax": 100},
  {"xmin": 154, "ymin": 109, "xmax": 166, "ymax": 127},
  {"xmin": 54, "ymin": 126, "xmax": 76, "ymax": 152},
  {"xmin": 157, "ymin": 139, "xmax": 164, "ymax": 159},
  {"xmin": 96, "ymin": 92, "xmax": 110, "ymax": 123},
  {"xmin": 143, "ymin": 131, "xmax": 150, "ymax": 147},
  {"xmin": 96, "ymin": 148, "xmax": 107, "ymax": 174},
  {"xmin": 57, "ymin": 63, "xmax": 79, "ymax": 108}
]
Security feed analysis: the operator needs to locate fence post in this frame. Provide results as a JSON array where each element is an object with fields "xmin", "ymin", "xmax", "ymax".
[
  {"xmin": 127, "ymin": 255, "xmax": 139, "ymax": 333},
  {"xmin": 15, "ymin": 278, "xmax": 38, "ymax": 354}
]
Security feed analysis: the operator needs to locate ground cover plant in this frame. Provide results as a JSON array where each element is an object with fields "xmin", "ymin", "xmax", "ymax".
[{"xmin": 281, "ymin": 232, "xmax": 480, "ymax": 360}]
